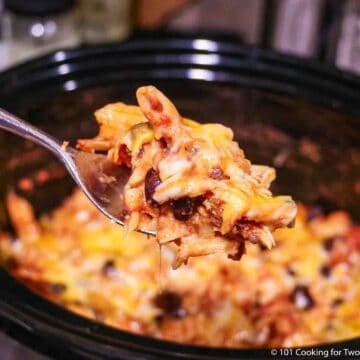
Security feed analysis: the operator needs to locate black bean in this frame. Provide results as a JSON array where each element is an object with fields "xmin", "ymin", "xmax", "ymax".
[
  {"xmin": 153, "ymin": 291, "xmax": 184, "ymax": 317},
  {"xmin": 290, "ymin": 285, "xmax": 315, "ymax": 310},
  {"xmin": 320, "ymin": 264, "xmax": 331, "ymax": 277},
  {"xmin": 332, "ymin": 298, "xmax": 343, "ymax": 308},
  {"xmin": 170, "ymin": 197, "xmax": 196, "ymax": 221},
  {"xmin": 323, "ymin": 236, "xmax": 337, "ymax": 251},
  {"xmin": 259, "ymin": 243, "xmax": 268, "ymax": 252},
  {"xmin": 144, "ymin": 168, "xmax": 161, "ymax": 208},
  {"xmin": 102, "ymin": 259, "xmax": 116, "ymax": 277}
]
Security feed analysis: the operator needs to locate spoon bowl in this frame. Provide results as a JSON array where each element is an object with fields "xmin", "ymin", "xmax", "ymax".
[{"xmin": 0, "ymin": 107, "xmax": 155, "ymax": 236}]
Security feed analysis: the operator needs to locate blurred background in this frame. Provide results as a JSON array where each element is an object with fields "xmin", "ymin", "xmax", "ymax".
[
  {"xmin": 0, "ymin": 0, "xmax": 359, "ymax": 358},
  {"xmin": 0, "ymin": 0, "xmax": 360, "ymax": 74}
]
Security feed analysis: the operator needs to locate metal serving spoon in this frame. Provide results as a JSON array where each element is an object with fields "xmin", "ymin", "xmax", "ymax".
[{"xmin": 0, "ymin": 107, "xmax": 154, "ymax": 236}]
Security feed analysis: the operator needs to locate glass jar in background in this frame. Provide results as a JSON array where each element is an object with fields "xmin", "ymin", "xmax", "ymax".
[
  {"xmin": 80, "ymin": 0, "xmax": 132, "ymax": 44},
  {"xmin": 272, "ymin": 0, "xmax": 325, "ymax": 58},
  {"xmin": 335, "ymin": 0, "xmax": 360, "ymax": 74},
  {"xmin": 1, "ymin": 0, "xmax": 80, "ymax": 70}
]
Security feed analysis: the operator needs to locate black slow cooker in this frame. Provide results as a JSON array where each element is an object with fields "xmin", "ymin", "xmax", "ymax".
[{"xmin": 0, "ymin": 35, "xmax": 359, "ymax": 359}]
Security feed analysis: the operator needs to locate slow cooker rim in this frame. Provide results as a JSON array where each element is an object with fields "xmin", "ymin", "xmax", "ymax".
[
  {"xmin": 0, "ymin": 35, "xmax": 359, "ymax": 359},
  {"xmin": 1, "ymin": 37, "xmax": 360, "ymax": 118}
]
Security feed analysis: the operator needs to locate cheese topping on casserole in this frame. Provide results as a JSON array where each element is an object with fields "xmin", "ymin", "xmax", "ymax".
[
  {"xmin": 1, "ymin": 191, "xmax": 359, "ymax": 348},
  {"xmin": 77, "ymin": 86, "xmax": 297, "ymax": 267}
]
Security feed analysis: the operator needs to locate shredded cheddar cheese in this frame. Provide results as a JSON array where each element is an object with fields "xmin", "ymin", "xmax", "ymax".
[{"xmin": 1, "ymin": 191, "xmax": 359, "ymax": 348}]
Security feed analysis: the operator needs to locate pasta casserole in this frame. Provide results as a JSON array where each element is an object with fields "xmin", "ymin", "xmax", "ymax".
[
  {"xmin": 0, "ymin": 191, "xmax": 359, "ymax": 348},
  {"xmin": 77, "ymin": 86, "xmax": 297, "ymax": 267},
  {"xmin": 1, "ymin": 86, "xmax": 357, "ymax": 349}
]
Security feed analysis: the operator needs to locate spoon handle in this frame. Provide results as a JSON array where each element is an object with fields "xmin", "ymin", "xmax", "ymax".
[{"xmin": 0, "ymin": 107, "xmax": 64, "ymax": 157}]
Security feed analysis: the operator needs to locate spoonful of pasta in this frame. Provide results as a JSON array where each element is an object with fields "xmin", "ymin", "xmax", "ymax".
[{"xmin": 0, "ymin": 86, "xmax": 297, "ymax": 268}]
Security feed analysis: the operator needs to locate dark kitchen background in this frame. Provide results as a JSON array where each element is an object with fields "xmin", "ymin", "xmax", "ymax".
[
  {"xmin": 0, "ymin": 0, "xmax": 359, "ymax": 358},
  {"xmin": 0, "ymin": 0, "xmax": 360, "ymax": 74}
]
